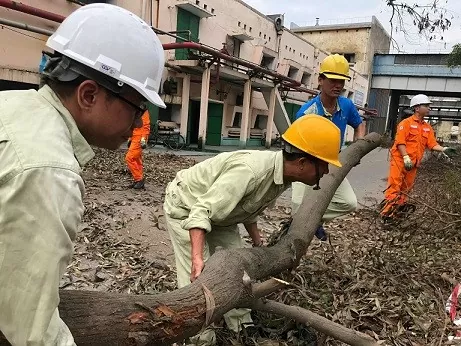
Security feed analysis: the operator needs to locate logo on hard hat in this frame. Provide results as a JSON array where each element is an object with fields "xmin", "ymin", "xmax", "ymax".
[{"xmin": 101, "ymin": 63, "xmax": 116, "ymax": 76}]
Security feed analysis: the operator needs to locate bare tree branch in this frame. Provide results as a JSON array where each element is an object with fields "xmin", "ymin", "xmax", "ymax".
[
  {"xmin": 386, "ymin": 0, "xmax": 452, "ymax": 50},
  {"xmin": 250, "ymin": 299, "xmax": 380, "ymax": 346}
]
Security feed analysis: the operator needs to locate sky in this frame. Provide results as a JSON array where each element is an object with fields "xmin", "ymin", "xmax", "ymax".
[{"xmin": 242, "ymin": 0, "xmax": 461, "ymax": 53}]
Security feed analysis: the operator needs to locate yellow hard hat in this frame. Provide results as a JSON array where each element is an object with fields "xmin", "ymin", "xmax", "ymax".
[
  {"xmin": 282, "ymin": 114, "xmax": 342, "ymax": 167},
  {"xmin": 319, "ymin": 54, "xmax": 351, "ymax": 81}
]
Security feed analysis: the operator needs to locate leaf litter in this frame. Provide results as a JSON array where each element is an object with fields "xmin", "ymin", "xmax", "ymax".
[{"xmin": 62, "ymin": 146, "xmax": 461, "ymax": 345}]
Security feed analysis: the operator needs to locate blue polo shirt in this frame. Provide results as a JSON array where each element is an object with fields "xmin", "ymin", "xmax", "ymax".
[{"xmin": 295, "ymin": 95, "xmax": 362, "ymax": 145}]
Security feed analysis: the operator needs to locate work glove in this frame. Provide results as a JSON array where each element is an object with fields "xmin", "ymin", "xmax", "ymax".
[
  {"xmin": 140, "ymin": 137, "xmax": 147, "ymax": 149},
  {"xmin": 403, "ymin": 155, "xmax": 413, "ymax": 171},
  {"xmin": 443, "ymin": 147, "xmax": 457, "ymax": 157}
]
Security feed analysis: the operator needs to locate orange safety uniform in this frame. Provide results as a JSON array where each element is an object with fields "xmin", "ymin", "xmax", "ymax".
[
  {"xmin": 126, "ymin": 111, "xmax": 151, "ymax": 182},
  {"xmin": 381, "ymin": 114, "xmax": 438, "ymax": 215}
]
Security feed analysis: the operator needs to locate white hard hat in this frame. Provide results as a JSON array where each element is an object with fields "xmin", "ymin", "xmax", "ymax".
[
  {"xmin": 46, "ymin": 3, "xmax": 166, "ymax": 108},
  {"xmin": 410, "ymin": 94, "xmax": 432, "ymax": 108}
]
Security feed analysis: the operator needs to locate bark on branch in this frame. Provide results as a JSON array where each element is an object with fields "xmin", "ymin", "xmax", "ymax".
[
  {"xmin": 250, "ymin": 299, "xmax": 380, "ymax": 346},
  {"xmin": 0, "ymin": 133, "xmax": 382, "ymax": 346}
]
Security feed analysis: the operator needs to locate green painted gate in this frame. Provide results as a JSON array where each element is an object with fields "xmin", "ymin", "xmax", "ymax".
[
  {"xmin": 206, "ymin": 103, "xmax": 223, "ymax": 146},
  {"xmin": 175, "ymin": 8, "xmax": 200, "ymax": 60},
  {"xmin": 284, "ymin": 102, "xmax": 302, "ymax": 123}
]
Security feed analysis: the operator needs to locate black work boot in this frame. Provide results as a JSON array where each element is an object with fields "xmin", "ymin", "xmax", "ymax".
[
  {"xmin": 132, "ymin": 179, "xmax": 145, "ymax": 189},
  {"xmin": 315, "ymin": 225, "xmax": 328, "ymax": 241}
]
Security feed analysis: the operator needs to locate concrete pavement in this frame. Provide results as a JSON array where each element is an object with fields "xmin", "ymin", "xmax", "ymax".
[{"xmin": 347, "ymin": 147, "xmax": 389, "ymax": 207}]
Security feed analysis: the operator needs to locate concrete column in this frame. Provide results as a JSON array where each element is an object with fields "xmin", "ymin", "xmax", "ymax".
[
  {"xmin": 265, "ymin": 87, "xmax": 276, "ymax": 148},
  {"xmin": 198, "ymin": 66, "xmax": 211, "ymax": 149},
  {"xmin": 222, "ymin": 94, "xmax": 229, "ymax": 135},
  {"xmin": 239, "ymin": 79, "xmax": 252, "ymax": 148},
  {"xmin": 179, "ymin": 74, "xmax": 190, "ymax": 139}
]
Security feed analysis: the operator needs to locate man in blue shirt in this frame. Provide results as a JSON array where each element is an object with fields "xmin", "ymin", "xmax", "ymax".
[{"xmin": 292, "ymin": 54, "xmax": 365, "ymax": 240}]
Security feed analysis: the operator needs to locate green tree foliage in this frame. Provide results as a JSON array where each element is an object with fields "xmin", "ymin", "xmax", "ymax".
[{"xmin": 447, "ymin": 44, "xmax": 461, "ymax": 67}]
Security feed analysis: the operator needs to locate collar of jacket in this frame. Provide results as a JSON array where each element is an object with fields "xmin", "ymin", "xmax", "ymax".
[
  {"xmin": 38, "ymin": 85, "xmax": 94, "ymax": 167},
  {"xmin": 317, "ymin": 93, "xmax": 341, "ymax": 115},
  {"xmin": 411, "ymin": 114, "xmax": 425, "ymax": 124},
  {"xmin": 274, "ymin": 151, "xmax": 284, "ymax": 185}
]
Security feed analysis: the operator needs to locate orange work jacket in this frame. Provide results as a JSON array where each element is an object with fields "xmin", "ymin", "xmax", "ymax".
[
  {"xmin": 390, "ymin": 114, "xmax": 438, "ymax": 165},
  {"xmin": 132, "ymin": 111, "xmax": 151, "ymax": 138}
]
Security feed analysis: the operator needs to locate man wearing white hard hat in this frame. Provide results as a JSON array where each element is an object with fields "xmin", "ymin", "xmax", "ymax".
[
  {"xmin": 0, "ymin": 4, "xmax": 165, "ymax": 345},
  {"xmin": 380, "ymin": 94, "xmax": 457, "ymax": 221}
]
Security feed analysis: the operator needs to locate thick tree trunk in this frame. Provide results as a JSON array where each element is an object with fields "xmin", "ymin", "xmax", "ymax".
[{"xmin": 0, "ymin": 134, "xmax": 382, "ymax": 346}]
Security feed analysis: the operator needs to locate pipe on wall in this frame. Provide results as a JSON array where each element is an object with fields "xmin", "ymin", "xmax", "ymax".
[
  {"xmin": 0, "ymin": 0, "xmax": 65, "ymax": 23},
  {"xmin": 0, "ymin": 17, "xmax": 53, "ymax": 35},
  {"xmin": 162, "ymin": 42, "xmax": 306, "ymax": 89}
]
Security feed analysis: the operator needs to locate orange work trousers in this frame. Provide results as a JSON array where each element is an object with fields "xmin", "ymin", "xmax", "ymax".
[
  {"xmin": 381, "ymin": 155, "xmax": 417, "ymax": 216},
  {"xmin": 126, "ymin": 135, "xmax": 144, "ymax": 182}
]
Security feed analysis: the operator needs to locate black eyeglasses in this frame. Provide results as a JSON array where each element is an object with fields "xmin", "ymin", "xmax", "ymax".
[{"xmin": 104, "ymin": 87, "xmax": 147, "ymax": 119}]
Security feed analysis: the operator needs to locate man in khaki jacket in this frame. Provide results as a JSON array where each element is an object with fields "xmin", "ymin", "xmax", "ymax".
[
  {"xmin": 0, "ymin": 4, "xmax": 165, "ymax": 345},
  {"xmin": 164, "ymin": 115, "xmax": 343, "ymax": 345}
]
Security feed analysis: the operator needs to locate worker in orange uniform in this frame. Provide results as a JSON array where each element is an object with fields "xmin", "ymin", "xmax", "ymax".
[
  {"xmin": 381, "ymin": 94, "xmax": 457, "ymax": 221},
  {"xmin": 126, "ymin": 110, "xmax": 150, "ymax": 189}
]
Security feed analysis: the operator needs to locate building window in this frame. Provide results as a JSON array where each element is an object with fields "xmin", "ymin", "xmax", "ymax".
[
  {"xmin": 301, "ymin": 72, "xmax": 311, "ymax": 86},
  {"xmin": 226, "ymin": 35, "xmax": 242, "ymax": 58},
  {"xmin": 254, "ymin": 114, "xmax": 266, "ymax": 129},
  {"xmin": 264, "ymin": 34, "xmax": 266, "ymax": 39},
  {"xmin": 268, "ymin": 37, "xmax": 271, "ymax": 42},
  {"xmin": 233, "ymin": 112, "xmax": 242, "ymax": 127},
  {"xmin": 288, "ymin": 66, "xmax": 298, "ymax": 79},
  {"xmin": 158, "ymin": 104, "xmax": 173, "ymax": 121},
  {"xmin": 211, "ymin": 8, "xmax": 215, "ymax": 14},
  {"xmin": 261, "ymin": 55, "xmax": 276, "ymax": 70},
  {"xmin": 259, "ymin": 32, "xmax": 262, "ymax": 37},
  {"xmin": 244, "ymin": 24, "xmax": 247, "ymax": 30},
  {"xmin": 204, "ymin": 4, "xmax": 207, "ymax": 10},
  {"xmin": 337, "ymin": 53, "xmax": 356, "ymax": 64},
  {"xmin": 196, "ymin": 0, "xmax": 199, "ymax": 4},
  {"xmin": 249, "ymin": 27, "xmax": 252, "ymax": 32},
  {"xmin": 238, "ymin": 21, "xmax": 241, "ymax": 27}
]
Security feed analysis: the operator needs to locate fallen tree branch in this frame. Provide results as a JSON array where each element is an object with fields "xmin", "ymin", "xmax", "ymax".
[
  {"xmin": 252, "ymin": 277, "xmax": 292, "ymax": 298},
  {"xmin": 250, "ymin": 299, "xmax": 380, "ymax": 346},
  {"xmin": 0, "ymin": 133, "xmax": 382, "ymax": 346},
  {"xmin": 401, "ymin": 191, "xmax": 461, "ymax": 218}
]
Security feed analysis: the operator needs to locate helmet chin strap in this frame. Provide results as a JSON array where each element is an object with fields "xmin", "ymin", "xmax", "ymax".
[{"xmin": 313, "ymin": 161, "xmax": 321, "ymax": 190}]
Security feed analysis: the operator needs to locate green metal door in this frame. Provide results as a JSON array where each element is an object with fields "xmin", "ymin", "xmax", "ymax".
[
  {"xmin": 146, "ymin": 102, "xmax": 159, "ymax": 138},
  {"xmin": 206, "ymin": 103, "xmax": 223, "ymax": 146},
  {"xmin": 176, "ymin": 8, "xmax": 200, "ymax": 60},
  {"xmin": 187, "ymin": 101, "xmax": 200, "ymax": 145},
  {"xmin": 147, "ymin": 102, "xmax": 159, "ymax": 124},
  {"xmin": 284, "ymin": 102, "xmax": 301, "ymax": 123}
]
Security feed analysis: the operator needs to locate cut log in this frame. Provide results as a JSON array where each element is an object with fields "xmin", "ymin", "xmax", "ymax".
[{"xmin": 0, "ymin": 133, "xmax": 382, "ymax": 345}]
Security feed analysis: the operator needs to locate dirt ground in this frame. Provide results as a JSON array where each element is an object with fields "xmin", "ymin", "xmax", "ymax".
[{"xmin": 64, "ymin": 147, "xmax": 461, "ymax": 345}]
